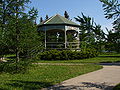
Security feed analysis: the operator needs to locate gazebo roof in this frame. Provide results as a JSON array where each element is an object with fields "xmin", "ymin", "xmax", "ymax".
[{"xmin": 38, "ymin": 14, "xmax": 80, "ymax": 27}]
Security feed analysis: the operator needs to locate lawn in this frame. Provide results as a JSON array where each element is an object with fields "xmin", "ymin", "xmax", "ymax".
[
  {"xmin": 0, "ymin": 64, "xmax": 102, "ymax": 90},
  {"xmin": 36, "ymin": 54, "xmax": 120, "ymax": 64}
]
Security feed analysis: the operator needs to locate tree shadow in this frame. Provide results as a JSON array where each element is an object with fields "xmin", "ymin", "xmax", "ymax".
[
  {"xmin": 99, "ymin": 62, "xmax": 120, "ymax": 66},
  {"xmin": 0, "ymin": 87, "xmax": 9, "ymax": 90},
  {"xmin": 47, "ymin": 82, "xmax": 114, "ymax": 90},
  {"xmin": 98, "ymin": 56, "xmax": 120, "ymax": 58},
  {"xmin": 6, "ymin": 80, "xmax": 53, "ymax": 90},
  {"xmin": 81, "ymin": 82, "xmax": 114, "ymax": 90}
]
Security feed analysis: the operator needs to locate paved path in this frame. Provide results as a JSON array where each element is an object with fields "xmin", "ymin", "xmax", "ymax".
[{"xmin": 44, "ymin": 65, "xmax": 120, "ymax": 90}]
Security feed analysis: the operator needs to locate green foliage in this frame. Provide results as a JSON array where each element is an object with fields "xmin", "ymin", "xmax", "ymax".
[
  {"xmin": 113, "ymin": 83, "xmax": 120, "ymax": 90},
  {"xmin": 100, "ymin": 0, "xmax": 120, "ymax": 19},
  {"xmin": 38, "ymin": 49, "xmax": 99, "ymax": 60},
  {"xmin": 0, "ymin": 60, "xmax": 31, "ymax": 74},
  {"xmin": 105, "ymin": 29, "xmax": 120, "ymax": 53},
  {"xmin": 100, "ymin": 0, "xmax": 120, "ymax": 53},
  {"xmin": 0, "ymin": 0, "xmax": 43, "ymax": 60},
  {"xmin": 36, "ymin": 53, "xmax": 120, "ymax": 64},
  {"xmin": 75, "ymin": 13, "xmax": 106, "ymax": 52}
]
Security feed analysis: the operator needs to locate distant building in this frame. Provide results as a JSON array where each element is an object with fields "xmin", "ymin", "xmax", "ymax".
[{"xmin": 38, "ymin": 14, "xmax": 80, "ymax": 50}]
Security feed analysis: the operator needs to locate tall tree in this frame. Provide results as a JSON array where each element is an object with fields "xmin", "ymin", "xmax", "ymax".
[
  {"xmin": 100, "ymin": 0, "xmax": 120, "ymax": 52},
  {"xmin": 0, "ymin": 0, "xmax": 43, "ymax": 62},
  {"xmin": 0, "ymin": 0, "xmax": 11, "ymax": 59},
  {"xmin": 100, "ymin": 0, "xmax": 120, "ymax": 20},
  {"xmin": 100, "ymin": 0, "xmax": 120, "ymax": 30},
  {"xmin": 75, "ymin": 13, "xmax": 95, "ymax": 42},
  {"xmin": 64, "ymin": 11, "xmax": 69, "ymax": 19},
  {"xmin": 40, "ymin": 17, "xmax": 43, "ymax": 23},
  {"xmin": 75, "ymin": 13, "xmax": 105, "ymax": 51},
  {"xmin": 45, "ymin": 14, "xmax": 49, "ymax": 20}
]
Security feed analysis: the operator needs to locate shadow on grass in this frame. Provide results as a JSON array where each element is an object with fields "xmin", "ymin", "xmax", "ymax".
[
  {"xmin": 0, "ymin": 88, "xmax": 9, "ymax": 90},
  {"xmin": 99, "ymin": 63, "xmax": 120, "ymax": 66},
  {"xmin": 98, "ymin": 56, "xmax": 120, "ymax": 58},
  {"xmin": 6, "ymin": 80, "xmax": 53, "ymax": 89}
]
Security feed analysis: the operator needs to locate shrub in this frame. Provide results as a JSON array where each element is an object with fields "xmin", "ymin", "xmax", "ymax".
[
  {"xmin": 0, "ymin": 59, "xmax": 31, "ymax": 74},
  {"xmin": 38, "ymin": 48, "xmax": 99, "ymax": 60}
]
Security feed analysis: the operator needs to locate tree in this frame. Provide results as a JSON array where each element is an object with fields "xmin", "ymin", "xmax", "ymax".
[
  {"xmin": 113, "ymin": 17, "xmax": 120, "ymax": 31},
  {"xmin": 100, "ymin": 0, "xmax": 120, "ymax": 20},
  {"xmin": 100, "ymin": 0, "xmax": 120, "ymax": 52},
  {"xmin": 64, "ymin": 11, "xmax": 69, "ymax": 19},
  {"xmin": 100, "ymin": 0, "xmax": 120, "ymax": 31},
  {"xmin": 40, "ymin": 17, "xmax": 43, "ymax": 23},
  {"xmin": 75, "ymin": 13, "xmax": 106, "ymax": 51},
  {"xmin": 0, "ymin": 0, "xmax": 12, "ymax": 59},
  {"xmin": 45, "ymin": 15, "xmax": 49, "ymax": 20},
  {"xmin": 0, "ymin": 0, "xmax": 43, "ymax": 62}
]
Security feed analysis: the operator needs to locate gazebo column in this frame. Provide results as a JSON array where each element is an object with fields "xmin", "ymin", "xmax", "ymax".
[
  {"xmin": 65, "ymin": 30, "xmax": 67, "ymax": 49},
  {"xmin": 45, "ymin": 27, "xmax": 47, "ymax": 49},
  {"xmin": 77, "ymin": 30, "xmax": 80, "ymax": 49}
]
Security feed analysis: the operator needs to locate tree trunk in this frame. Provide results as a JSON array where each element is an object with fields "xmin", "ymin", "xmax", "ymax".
[
  {"xmin": 15, "ymin": 0, "xmax": 20, "ymax": 62},
  {"xmin": 16, "ymin": 35, "xmax": 20, "ymax": 62}
]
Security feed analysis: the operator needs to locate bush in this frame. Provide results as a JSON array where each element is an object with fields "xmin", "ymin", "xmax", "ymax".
[
  {"xmin": 38, "ymin": 49, "xmax": 99, "ymax": 60},
  {"xmin": 0, "ymin": 59, "xmax": 31, "ymax": 74}
]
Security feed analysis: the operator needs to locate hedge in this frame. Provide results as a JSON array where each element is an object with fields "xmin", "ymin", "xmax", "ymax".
[{"xmin": 38, "ymin": 48, "xmax": 99, "ymax": 60}]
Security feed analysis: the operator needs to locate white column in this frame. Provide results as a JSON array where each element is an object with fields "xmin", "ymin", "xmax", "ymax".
[
  {"xmin": 65, "ymin": 30, "xmax": 67, "ymax": 49},
  {"xmin": 77, "ymin": 29, "xmax": 80, "ymax": 49},
  {"xmin": 45, "ymin": 26, "xmax": 47, "ymax": 49},
  {"xmin": 65, "ymin": 26, "xmax": 67, "ymax": 49}
]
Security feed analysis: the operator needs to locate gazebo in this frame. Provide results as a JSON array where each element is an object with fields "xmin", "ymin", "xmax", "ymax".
[{"xmin": 38, "ymin": 14, "xmax": 80, "ymax": 50}]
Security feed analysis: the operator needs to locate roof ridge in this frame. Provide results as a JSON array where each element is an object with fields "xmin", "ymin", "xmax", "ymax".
[
  {"xmin": 38, "ymin": 14, "xmax": 80, "ymax": 27},
  {"xmin": 58, "ymin": 15, "xmax": 78, "ymax": 25},
  {"xmin": 58, "ymin": 15, "xmax": 67, "ymax": 23},
  {"xmin": 44, "ymin": 15, "xmax": 56, "ymax": 24}
]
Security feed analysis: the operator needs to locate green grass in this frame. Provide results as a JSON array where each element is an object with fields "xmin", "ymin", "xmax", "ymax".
[
  {"xmin": 36, "ymin": 54, "xmax": 120, "ymax": 64},
  {"xmin": 113, "ymin": 83, "xmax": 120, "ymax": 90},
  {"xmin": 3, "ymin": 54, "xmax": 16, "ymax": 61},
  {"xmin": 5, "ymin": 54, "xmax": 16, "ymax": 58},
  {"xmin": 0, "ymin": 64, "xmax": 102, "ymax": 90}
]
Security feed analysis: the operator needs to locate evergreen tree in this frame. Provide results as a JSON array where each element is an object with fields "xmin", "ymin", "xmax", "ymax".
[
  {"xmin": 0, "ymin": 0, "xmax": 43, "ymax": 62},
  {"xmin": 0, "ymin": 0, "xmax": 11, "ymax": 59},
  {"xmin": 40, "ymin": 17, "xmax": 43, "ymax": 23},
  {"xmin": 64, "ymin": 11, "xmax": 69, "ymax": 19},
  {"xmin": 100, "ymin": 0, "xmax": 120, "ymax": 52},
  {"xmin": 100, "ymin": 0, "xmax": 120, "ymax": 20},
  {"xmin": 100, "ymin": 0, "xmax": 120, "ymax": 31},
  {"xmin": 75, "ymin": 13, "xmax": 105, "ymax": 51},
  {"xmin": 45, "ymin": 15, "xmax": 49, "ymax": 20}
]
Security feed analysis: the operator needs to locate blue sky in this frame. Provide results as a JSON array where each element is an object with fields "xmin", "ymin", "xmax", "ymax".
[{"xmin": 29, "ymin": 0, "xmax": 113, "ymax": 32}]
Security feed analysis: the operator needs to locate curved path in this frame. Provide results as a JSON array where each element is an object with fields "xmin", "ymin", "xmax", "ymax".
[{"xmin": 43, "ymin": 65, "xmax": 120, "ymax": 90}]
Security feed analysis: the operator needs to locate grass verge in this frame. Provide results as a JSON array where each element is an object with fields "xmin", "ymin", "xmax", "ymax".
[
  {"xmin": 0, "ymin": 64, "xmax": 102, "ymax": 90},
  {"xmin": 113, "ymin": 83, "xmax": 120, "ymax": 90}
]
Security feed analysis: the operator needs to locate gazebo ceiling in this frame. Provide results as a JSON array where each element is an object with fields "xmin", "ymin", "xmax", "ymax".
[{"xmin": 38, "ymin": 14, "xmax": 80, "ymax": 27}]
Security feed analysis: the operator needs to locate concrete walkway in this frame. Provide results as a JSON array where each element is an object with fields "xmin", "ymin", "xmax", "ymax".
[{"xmin": 45, "ymin": 65, "xmax": 120, "ymax": 90}]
